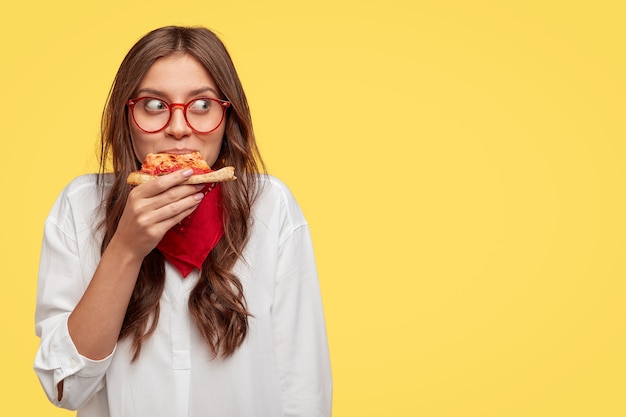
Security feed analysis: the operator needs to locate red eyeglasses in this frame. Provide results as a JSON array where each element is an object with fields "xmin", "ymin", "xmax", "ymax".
[{"xmin": 127, "ymin": 97, "xmax": 231, "ymax": 133}]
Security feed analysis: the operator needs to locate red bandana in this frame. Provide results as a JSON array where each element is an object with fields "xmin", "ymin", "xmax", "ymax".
[{"xmin": 157, "ymin": 183, "xmax": 224, "ymax": 277}]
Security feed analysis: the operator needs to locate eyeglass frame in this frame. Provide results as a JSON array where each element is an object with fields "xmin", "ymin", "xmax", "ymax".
[{"xmin": 126, "ymin": 96, "xmax": 231, "ymax": 134}]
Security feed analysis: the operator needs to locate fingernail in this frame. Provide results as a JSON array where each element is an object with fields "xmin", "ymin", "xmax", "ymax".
[
  {"xmin": 194, "ymin": 192, "xmax": 204, "ymax": 201},
  {"xmin": 195, "ymin": 184, "xmax": 205, "ymax": 190},
  {"xmin": 182, "ymin": 169, "xmax": 194, "ymax": 178}
]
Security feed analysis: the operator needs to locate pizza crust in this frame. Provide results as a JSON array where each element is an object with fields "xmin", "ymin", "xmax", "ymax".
[{"xmin": 127, "ymin": 166, "xmax": 237, "ymax": 185}]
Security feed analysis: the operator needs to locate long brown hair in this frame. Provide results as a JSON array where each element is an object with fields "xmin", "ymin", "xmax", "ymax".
[{"xmin": 98, "ymin": 26, "xmax": 265, "ymax": 360}]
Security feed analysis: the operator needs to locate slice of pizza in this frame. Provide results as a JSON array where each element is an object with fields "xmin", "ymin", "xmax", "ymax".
[{"xmin": 127, "ymin": 152, "xmax": 236, "ymax": 185}]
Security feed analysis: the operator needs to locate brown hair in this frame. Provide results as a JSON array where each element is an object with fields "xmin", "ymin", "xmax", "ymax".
[{"xmin": 98, "ymin": 26, "xmax": 265, "ymax": 360}]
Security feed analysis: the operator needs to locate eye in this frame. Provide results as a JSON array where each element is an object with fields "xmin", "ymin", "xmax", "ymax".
[
  {"xmin": 188, "ymin": 99, "xmax": 213, "ymax": 113},
  {"xmin": 143, "ymin": 98, "xmax": 168, "ymax": 112}
]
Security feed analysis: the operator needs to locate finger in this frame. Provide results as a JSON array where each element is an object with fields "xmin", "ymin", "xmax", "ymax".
[
  {"xmin": 144, "ymin": 194, "xmax": 204, "ymax": 239},
  {"xmin": 125, "ymin": 190, "xmax": 203, "ymax": 243},
  {"xmin": 133, "ymin": 169, "xmax": 195, "ymax": 197},
  {"xmin": 149, "ymin": 191, "xmax": 205, "ymax": 226},
  {"xmin": 116, "ymin": 177, "xmax": 205, "ymax": 257},
  {"xmin": 128, "ymin": 179, "xmax": 203, "ymax": 213}
]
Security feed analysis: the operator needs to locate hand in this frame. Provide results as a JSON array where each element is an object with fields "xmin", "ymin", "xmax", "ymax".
[{"xmin": 112, "ymin": 169, "xmax": 205, "ymax": 259}]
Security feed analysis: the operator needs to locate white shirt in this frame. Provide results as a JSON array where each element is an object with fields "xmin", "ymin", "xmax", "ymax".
[{"xmin": 34, "ymin": 174, "xmax": 332, "ymax": 417}]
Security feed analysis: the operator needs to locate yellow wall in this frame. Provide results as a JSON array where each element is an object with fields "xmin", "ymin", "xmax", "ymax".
[{"xmin": 2, "ymin": 1, "xmax": 625, "ymax": 415}]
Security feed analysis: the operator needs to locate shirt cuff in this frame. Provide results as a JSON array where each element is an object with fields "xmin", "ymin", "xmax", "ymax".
[{"xmin": 55, "ymin": 315, "xmax": 116, "ymax": 379}]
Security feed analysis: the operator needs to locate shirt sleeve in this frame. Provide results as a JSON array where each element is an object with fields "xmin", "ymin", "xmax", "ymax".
[
  {"xmin": 271, "ymin": 191, "xmax": 333, "ymax": 416},
  {"xmin": 33, "ymin": 182, "xmax": 114, "ymax": 410}
]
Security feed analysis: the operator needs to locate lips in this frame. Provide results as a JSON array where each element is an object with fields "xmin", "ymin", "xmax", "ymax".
[{"xmin": 158, "ymin": 148, "xmax": 198, "ymax": 155}]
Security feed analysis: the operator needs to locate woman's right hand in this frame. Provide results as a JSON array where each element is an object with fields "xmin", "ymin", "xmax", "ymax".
[{"xmin": 112, "ymin": 169, "xmax": 205, "ymax": 259}]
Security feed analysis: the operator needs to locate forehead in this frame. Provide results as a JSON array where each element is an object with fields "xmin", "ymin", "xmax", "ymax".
[{"xmin": 138, "ymin": 53, "xmax": 218, "ymax": 95}]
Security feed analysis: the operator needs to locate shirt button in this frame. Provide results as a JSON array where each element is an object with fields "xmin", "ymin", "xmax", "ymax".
[{"xmin": 69, "ymin": 358, "xmax": 77, "ymax": 369}]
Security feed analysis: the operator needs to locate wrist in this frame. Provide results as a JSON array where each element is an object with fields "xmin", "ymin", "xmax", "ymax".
[{"xmin": 105, "ymin": 235, "xmax": 147, "ymax": 268}]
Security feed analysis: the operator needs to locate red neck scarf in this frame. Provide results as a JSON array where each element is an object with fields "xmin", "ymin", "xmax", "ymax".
[{"xmin": 156, "ymin": 183, "xmax": 224, "ymax": 277}]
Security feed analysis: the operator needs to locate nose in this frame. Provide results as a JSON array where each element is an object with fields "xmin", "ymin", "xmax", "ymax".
[{"xmin": 165, "ymin": 105, "xmax": 192, "ymax": 139}]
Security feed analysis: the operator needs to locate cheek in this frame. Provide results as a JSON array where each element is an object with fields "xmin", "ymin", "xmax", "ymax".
[
  {"xmin": 199, "ymin": 124, "xmax": 227, "ymax": 167},
  {"xmin": 129, "ymin": 126, "xmax": 151, "ymax": 161},
  {"xmin": 202, "ymin": 137, "xmax": 224, "ymax": 167}
]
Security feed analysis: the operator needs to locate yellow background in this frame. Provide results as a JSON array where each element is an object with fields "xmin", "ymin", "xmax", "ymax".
[{"xmin": 1, "ymin": 1, "xmax": 625, "ymax": 416}]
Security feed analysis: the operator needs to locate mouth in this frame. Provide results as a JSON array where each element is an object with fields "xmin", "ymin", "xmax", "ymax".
[{"xmin": 158, "ymin": 148, "xmax": 198, "ymax": 155}]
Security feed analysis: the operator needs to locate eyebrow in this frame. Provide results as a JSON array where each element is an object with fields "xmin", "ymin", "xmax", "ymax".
[{"xmin": 135, "ymin": 87, "xmax": 220, "ymax": 98}]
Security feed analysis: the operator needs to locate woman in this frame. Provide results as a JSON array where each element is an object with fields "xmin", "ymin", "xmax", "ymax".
[{"xmin": 34, "ymin": 26, "xmax": 332, "ymax": 417}]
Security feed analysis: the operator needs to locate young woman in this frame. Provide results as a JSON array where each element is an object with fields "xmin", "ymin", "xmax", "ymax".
[{"xmin": 34, "ymin": 26, "xmax": 332, "ymax": 417}]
